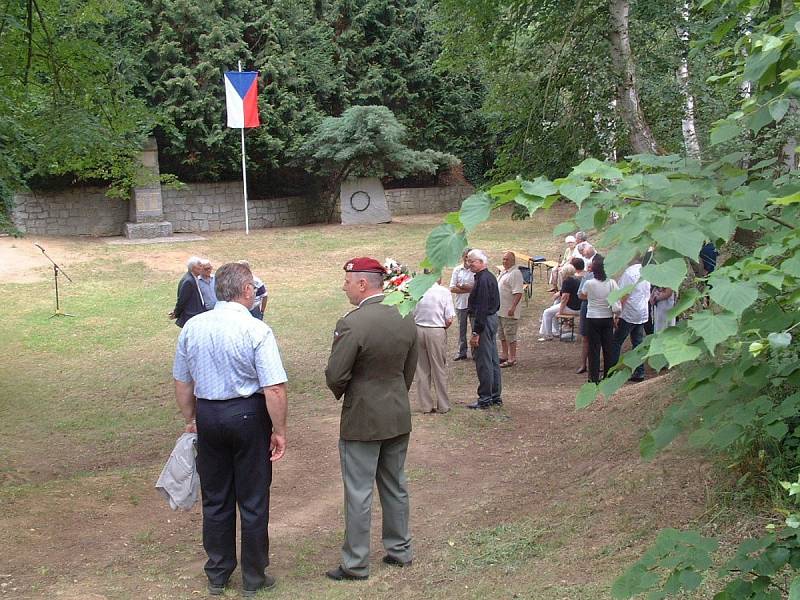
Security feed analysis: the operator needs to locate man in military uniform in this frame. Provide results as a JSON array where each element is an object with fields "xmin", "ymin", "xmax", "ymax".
[{"xmin": 324, "ymin": 257, "xmax": 418, "ymax": 581}]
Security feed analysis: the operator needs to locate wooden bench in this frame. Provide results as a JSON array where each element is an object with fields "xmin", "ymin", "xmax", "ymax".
[{"xmin": 556, "ymin": 313, "xmax": 577, "ymax": 342}]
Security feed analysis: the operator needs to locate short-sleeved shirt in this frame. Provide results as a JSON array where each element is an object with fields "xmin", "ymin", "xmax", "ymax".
[
  {"xmin": 617, "ymin": 263, "xmax": 650, "ymax": 324},
  {"xmin": 560, "ymin": 276, "xmax": 582, "ymax": 311},
  {"xmin": 173, "ymin": 301, "xmax": 287, "ymax": 400},
  {"xmin": 498, "ymin": 265, "xmax": 525, "ymax": 319},
  {"xmin": 413, "ymin": 283, "xmax": 456, "ymax": 327},
  {"xmin": 583, "ymin": 278, "xmax": 619, "ymax": 319},
  {"xmin": 449, "ymin": 266, "xmax": 474, "ymax": 310}
]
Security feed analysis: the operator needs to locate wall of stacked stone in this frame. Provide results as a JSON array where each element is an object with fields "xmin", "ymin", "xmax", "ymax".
[
  {"xmin": 11, "ymin": 182, "xmax": 473, "ymax": 235},
  {"xmin": 11, "ymin": 188, "xmax": 128, "ymax": 236},
  {"xmin": 161, "ymin": 182, "xmax": 317, "ymax": 232},
  {"xmin": 385, "ymin": 185, "xmax": 472, "ymax": 216}
]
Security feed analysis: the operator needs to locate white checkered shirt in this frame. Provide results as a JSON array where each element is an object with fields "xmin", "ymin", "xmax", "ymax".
[{"xmin": 173, "ymin": 301, "xmax": 287, "ymax": 400}]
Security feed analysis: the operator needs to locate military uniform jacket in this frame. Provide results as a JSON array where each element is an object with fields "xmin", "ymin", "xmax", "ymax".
[{"xmin": 325, "ymin": 296, "xmax": 418, "ymax": 441}]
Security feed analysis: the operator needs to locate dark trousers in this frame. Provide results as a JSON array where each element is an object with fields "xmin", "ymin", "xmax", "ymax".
[
  {"xmin": 586, "ymin": 317, "xmax": 614, "ymax": 384},
  {"xmin": 456, "ymin": 308, "xmax": 472, "ymax": 358},
  {"xmin": 196, "ymin": 395, "xmax": 272, "ymax": 591},
  {"xmin": 475, "ymin": 313, "xmax": 501, "ymax": 405},
  {"xmin": 611, "ymin": 318, "xmax": 646, "ymax": 379}
]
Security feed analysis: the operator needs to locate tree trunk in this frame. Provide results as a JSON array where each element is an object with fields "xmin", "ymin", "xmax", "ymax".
[
  {"xmin": 608, "ymin": 0, "xmax": 660, "ymax": 154},
  {"xmin": 677, "ymin": 1, "xmax": 701, "ymax": 159},
  {"xmin": 781, "ymin": 0, "xmax": 797, "ymax": 171}
]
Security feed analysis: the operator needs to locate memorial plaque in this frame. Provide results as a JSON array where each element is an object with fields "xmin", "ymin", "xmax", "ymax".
[{"xmin": 340, "ymin": 177, "xmax": 391, "ymax": 225}]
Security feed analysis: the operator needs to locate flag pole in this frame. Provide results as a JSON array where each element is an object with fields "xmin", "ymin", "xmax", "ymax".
[{"xmin": 238, "ymin": 60, "xmax": 250, "ymax": 235}]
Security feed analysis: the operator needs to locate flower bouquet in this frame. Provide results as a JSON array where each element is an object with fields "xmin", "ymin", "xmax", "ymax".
[{"xmin": 383, "ymin": 258, "xmax": 412, "ymax": 293}]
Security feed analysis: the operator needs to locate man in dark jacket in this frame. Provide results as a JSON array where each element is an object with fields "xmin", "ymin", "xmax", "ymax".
[
  {"xmin": 170, "ymin": 256, "xmax": 207, "ymax": 327},
  {"xmin": 466, "ymin": 249, "xmax": 502, "ymax": 409},
  {"xmin": 324, "ymin": 257, "xmax": 418, "ymax": 581}
]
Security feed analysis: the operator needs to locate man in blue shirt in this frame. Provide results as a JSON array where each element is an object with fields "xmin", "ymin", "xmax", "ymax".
[{"xmin": 173, "ymin": 262, "xmax": 288, "ymax": 597}]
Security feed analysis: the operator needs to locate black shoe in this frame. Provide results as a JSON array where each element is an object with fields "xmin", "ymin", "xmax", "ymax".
[
  {"xmin": 242, "ymin": 573, "xmax": 276, "ymax": 596},
  {"xmin": 382, "ymin": 555, "xmax": 413, "ymax": 567},
  {"xmin": 326, "ymin": 566, "xmax": 368, "ymax": 581},
  {"xmin": 491, "ymin": 398, "xmax": 503, "ymax": 406},
  {"xmin": 453, "ymin": 354, "xmax": 467, "ymax": 361},
  {"xmin": 207, "ymin": 583, "xmax": 226, "ymax": 596},
  {"xmin": 466, "ymin": 401, "xmax": 491, "ymax": 410}
]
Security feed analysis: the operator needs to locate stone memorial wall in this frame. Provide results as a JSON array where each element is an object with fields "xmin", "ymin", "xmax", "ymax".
[{"xmin": 11, "ymin": 182, "xmax": 473, "ymax": 236}]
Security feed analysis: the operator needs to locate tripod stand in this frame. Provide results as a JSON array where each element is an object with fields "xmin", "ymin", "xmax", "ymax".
[{"xmin": 35, "ymin": 243, "xmax": 75, "ymax": 318}]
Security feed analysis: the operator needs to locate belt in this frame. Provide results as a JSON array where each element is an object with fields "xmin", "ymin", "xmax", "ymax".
[
  {"xmin": 197, "ymin": 392, "xmax": 265, "ymax": 402},
  {"xmin": 416, "ymin": 325, "xmax": 446, "ymax": 328}
]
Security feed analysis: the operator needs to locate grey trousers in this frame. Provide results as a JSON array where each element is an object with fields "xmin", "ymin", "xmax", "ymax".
[
  {"xmin": 338, "ymin": 434, "xmax": 412, "ymax": 576},
  {"xmin": 456, "ymin": 308, "xmax": 472, "ymax": 358},
  {"xmin": 474, "ymin": 313, "xmax": 502, "ymax": 405}
]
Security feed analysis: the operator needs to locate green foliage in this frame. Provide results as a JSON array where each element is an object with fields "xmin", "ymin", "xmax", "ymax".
[
  {"xmin": 0, "ymin": 0, "xmax": 153, "ymax": 200},
  {"xmin": 301, "ymin": 105, "xmax": 456, "ymax": 180},
  {"xmin": 419, "ymin": 1, "xmax": 800, "ymax": 597}
]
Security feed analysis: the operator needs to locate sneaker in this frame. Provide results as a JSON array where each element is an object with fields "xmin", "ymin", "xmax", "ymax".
[{"xmin": 466, "ymin": 401, "xmax": 491, "ymax": 410}]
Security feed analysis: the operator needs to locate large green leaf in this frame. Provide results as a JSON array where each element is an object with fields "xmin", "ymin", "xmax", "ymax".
[
  {"xmin": 559, "ymin": 180, "xmax": 593, "ymax": 207},
  {"xmin": 576, "ymin": 382, "xmax": 600, "ymax": 409},
  {"xmin": 598, "ymin": 370, "xmax": 630, "ymax": 399},
  {"xmin": 743, "ymin": 47, "xmax": 781, "ymax": 85},
  {"xmin": 408, "ymin": 272, "xmax": 441, "ymax": 301},
  {"xmin": 652, "ymin": 223, "xmax": 706, "ymax": 258},
  {"xmin": 425, "ymin": 224, "xmax": 467, "ymax": 268},
  {"xmin": 667, "ymin": 289, "xmax": 701, "ymax": 319},
  {"xmin": 687, "ymin": 311, "xmax": 739, "ymax": 354},
  {"xmin": 604, "ymin": 241, "xmax": 640, "ymax": 276},
  {"xmin": 570, "ymin": 157, "xmax": 623, "ymax": 180},
  {"xmin": 781, "ymin": 253, "xmax": 800, "ymax": 277},
  {"xmin": 710, "ymin": 121, "xmax": 743, "ymax": 146},
  {"xmin": 648, "ymin": 328, "xmax": 703, "ymax": 368},
  {"xmin": 641, "ymin": 259, "xmax": 687, "ymax": 290},
  {"xmin": 707, "ymin": 278, "xmax": 759, "ymax": 316},
  {"xmin": 459, "ymin": 192, "xmax": 493, "ymax": 232},
  {"xmin": 521, "ymin": 177, "xmax": 558, "ymax": 198}
]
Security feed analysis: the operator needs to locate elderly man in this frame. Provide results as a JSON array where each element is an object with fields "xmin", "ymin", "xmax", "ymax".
[
  {"xmin": 611, "ymin": 256, "xmax": 651, "ymax": 382},
  {"xmin": 449, "ymin": 247, "xmax": 474, "ymax": 360},
  {"xmin": 198, "ymin": 259, "xmax": 218, "ymax": 310},
  {"xmin": 466, "ymin": 249, "xmax": 502, "ymax": 409},
  {"xmin": 497, "ymin": 251, "xmax": 524, "ymax": 367},
  {"xmin": 325, "ymin": 257, "xmax": 418, "ymax": 581},
  {"xmin": 170, "ymin": 256, "xmax": 207, "ymax": 327},
  {"xmin": 172, "ymin": 262, "xmax": 288, "ymax": 597},
  {"xmin": 413, "ymin": 272, "xmax": 455, "ymax": 413}
]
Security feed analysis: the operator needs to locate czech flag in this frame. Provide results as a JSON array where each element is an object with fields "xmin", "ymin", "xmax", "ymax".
[{"xmin": 224, "ymin": 71, "xmax": 260, "ymax": 128}]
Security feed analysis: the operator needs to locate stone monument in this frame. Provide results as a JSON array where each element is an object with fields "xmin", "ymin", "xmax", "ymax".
[
  {"xmin": 339, "ymin": 177, "xmax": 392, "ymax": 225},
  {"xmin": 122, "ymin": 137, "xmax": 173, "ymax": 239}
]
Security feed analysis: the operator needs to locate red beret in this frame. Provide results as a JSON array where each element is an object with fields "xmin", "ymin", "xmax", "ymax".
[{"xmin": 343, "ymin": 257, "xmax": 385, "ymax": 274}]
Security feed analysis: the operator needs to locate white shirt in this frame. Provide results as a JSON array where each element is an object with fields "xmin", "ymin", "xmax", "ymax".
[
  {"xmin": 584, "ymin": 278, "xmax": 619, "ymax": 319},
  {"xmin": 413, "ymin": 283, "xmax": 455, "ymax": 327},
  {"xmin": 498, "ymin": 265, "xmax": 525, "ymax": 319},
  {"xmin": 449, "ymin": 266, "xmax": 474, "ymax": 310},
  {"xmin": 617, "ymin": 263, "xmax": 650, "ymax": 324},
  {"xmin": 173, "ymin": 301, "xmax": 287, "ymax": 400}
]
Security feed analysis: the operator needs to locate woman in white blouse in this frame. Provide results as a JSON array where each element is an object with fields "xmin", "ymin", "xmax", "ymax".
[{"xmin": 579, "ymin": 255, "xmax": 619, "ymax": 383}]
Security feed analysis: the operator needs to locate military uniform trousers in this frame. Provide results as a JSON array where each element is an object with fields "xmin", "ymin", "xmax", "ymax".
[
  {"xmin": 196, "ymin": 395, "xmax": 272, "ymax": 591},
  {"xmin": 338, "ymin": 433, "xmax": 412, "ymax": 576},
  {"xmin": 415, "ymin": 325, "xmax": 450, "ymax": 413}
]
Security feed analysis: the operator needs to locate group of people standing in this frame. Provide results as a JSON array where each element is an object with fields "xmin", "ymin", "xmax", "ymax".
[
  {"xmin": 539, "ymin": 233, "xmax": 679, "ymax": 384},
  {"xmin": 169, "ymin": 256, "xmax": 267, "ymax": 327}
]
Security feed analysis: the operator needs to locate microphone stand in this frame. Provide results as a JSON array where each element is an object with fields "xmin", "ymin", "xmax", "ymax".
[{"xmin": 34, "ymin": 243, "xmax": 75, "ymax": 318}]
